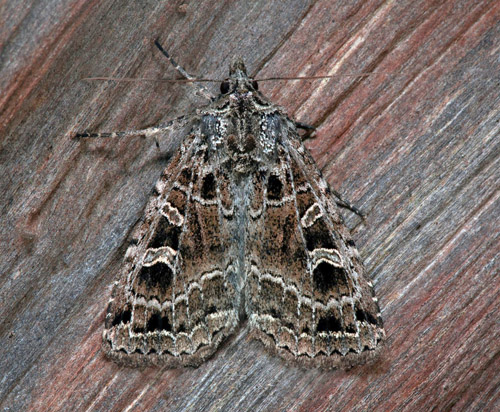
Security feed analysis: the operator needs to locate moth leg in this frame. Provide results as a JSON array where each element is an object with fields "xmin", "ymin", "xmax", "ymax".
[
  {"xmin": 330, "ymin": 187, "xmax": 365, "ymax": 219},
  {"xmin": 154, "ymin": 40, "xmax": 214, "ymax": 102},
  {"xmin": 295, "ymin": 121, "xmax": 315, "ymax": 131},
  {"xmin": 295, "ymin": 121, "xmax": 316, "ymax": 142},
  {"xmin": 74, "ymin": 114, "xmax": 189, "ymax": 140}
]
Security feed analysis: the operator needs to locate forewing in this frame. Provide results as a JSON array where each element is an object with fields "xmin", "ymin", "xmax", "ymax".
[
  {"xmin": 103, "ymin": 132, "xmax": 239, "ymax": 367},
  {"xmin": 245, "ymin": 132, "xmax": 384, "ymax": 368}
]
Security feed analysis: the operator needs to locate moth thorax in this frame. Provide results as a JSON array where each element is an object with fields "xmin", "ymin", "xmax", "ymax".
[
  {"xmin": 225, "ymin": 133, "xmax": 259, "ymax": 174},
  {"xmin": 227, "ymin": 133, "xmax": 257, "ymax": 154}
]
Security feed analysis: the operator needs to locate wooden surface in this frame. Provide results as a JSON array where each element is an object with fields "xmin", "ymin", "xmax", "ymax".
[{"xmin": 1, "ymin": 0, "xmax": 499, "ymax": 411}]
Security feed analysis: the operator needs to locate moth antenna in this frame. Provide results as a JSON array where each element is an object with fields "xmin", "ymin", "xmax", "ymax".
[
  {"xmin": 81, "ymin": 77, "xmax": 221, "ymax": 83},
  {"xmin": 254, "ymin": 72, "xmax": 392, "ymax": 82}
]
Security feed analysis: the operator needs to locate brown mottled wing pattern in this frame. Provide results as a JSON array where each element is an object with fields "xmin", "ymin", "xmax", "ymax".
[
  {"xmin": 97, "ymin": 53, "xmax": 384, "ymax": 369},
  {"xmin": 245, "ymin": 121, "xmax": 384, "ymax": 368},
  {"xmin": 102, "ymin": 130, "xmax": 240, "ymax": 367}
]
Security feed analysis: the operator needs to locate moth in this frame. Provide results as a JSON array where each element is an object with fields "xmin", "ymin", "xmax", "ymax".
[{"xmin": 78, "ymin": 42, "xmax": 384, "ymax": 368}]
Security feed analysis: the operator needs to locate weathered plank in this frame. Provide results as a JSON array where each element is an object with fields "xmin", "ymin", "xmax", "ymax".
[{"xmin": 0, "ymin": 0, "xmax": 498, "ymax": 411}]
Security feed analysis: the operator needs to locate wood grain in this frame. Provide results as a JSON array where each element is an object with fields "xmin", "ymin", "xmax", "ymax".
[{"xmin": 0, "ymin": 0, "xmax": 498, "ymax": 411}]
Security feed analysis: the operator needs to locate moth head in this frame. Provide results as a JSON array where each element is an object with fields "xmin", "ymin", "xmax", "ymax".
[
  {"xmin": 229, "ymin": 56, "xmax": 247, "ymax": 76},
  {"xmin": 220, "ymin": 56, "xmax": 259, "ymax": 95}
]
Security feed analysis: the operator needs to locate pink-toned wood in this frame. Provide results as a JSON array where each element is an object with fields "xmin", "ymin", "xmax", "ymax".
[{"xmin": 0, "ymin": 1, "xmax": 498, "ymax": 411}]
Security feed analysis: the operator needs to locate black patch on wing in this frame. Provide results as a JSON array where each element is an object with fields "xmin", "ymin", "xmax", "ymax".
[
  {"xmin": 148, "ymin": 216, "xmax": 181, "ymax": 250},
  {"xmin": 267, "ymin": 174, "xmax": 283, "ymax": 200},
  {"xmin": 201, "ymin": 173, "xmax": 216, "ymax": 199},
  {"xmin": 138, "ymin": 262, "xmax": 173, "ymax": 294},
  {"xmin": 303, "ymin": 219, "xmax": 336, "ymax": 251},
  {"xmin": 313, "ymin": 262, "xmax": 349, "ymax": 294},
  {"xmin": 317, "ymin": 314, "xmax": 342, "ymax": 333}
]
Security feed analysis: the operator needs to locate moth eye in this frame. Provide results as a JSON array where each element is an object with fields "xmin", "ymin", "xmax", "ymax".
[
  {"xmin": 220, "ymin": 81, "xmax": 230, "ymax": 94},
  {"xmin": 252, "ymin": 80, "xmax": 259, "ymax": 91}
]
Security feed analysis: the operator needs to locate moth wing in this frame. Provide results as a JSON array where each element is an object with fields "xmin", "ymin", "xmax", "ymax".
[
  {"xmin": 245, "ymin": 133, "xmax": 384, "ymax": 368},
  {"xmin": 103, "ymin": 132, "xmax": 239, "ymax": 367}
]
